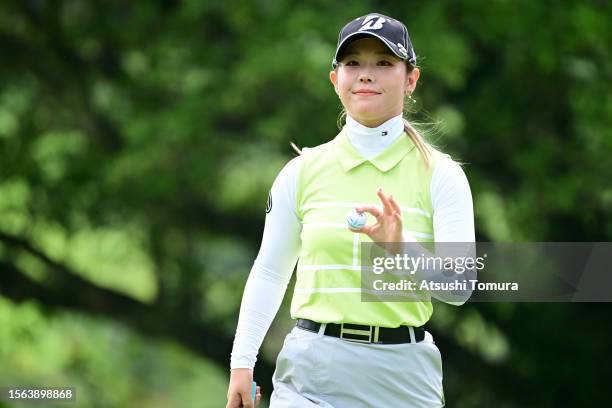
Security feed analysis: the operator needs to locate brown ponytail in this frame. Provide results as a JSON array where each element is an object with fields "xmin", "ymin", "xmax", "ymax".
[{"xmin": 403, "ymin": 119, "xmax": 432, "ymax": 169}]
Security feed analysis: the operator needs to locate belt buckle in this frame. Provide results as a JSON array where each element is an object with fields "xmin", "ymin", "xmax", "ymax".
[{"xmin": 340, "ymin": 323, "xmax": 377, "ymax": 344}]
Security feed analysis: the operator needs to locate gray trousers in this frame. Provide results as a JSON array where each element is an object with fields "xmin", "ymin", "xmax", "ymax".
[{"xmin": 270, "ymin": 324, "xmax": 445, "ymax": 407}]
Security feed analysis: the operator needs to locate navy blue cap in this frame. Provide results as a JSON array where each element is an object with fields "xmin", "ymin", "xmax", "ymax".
[{"xmin": 332, "ymin": 13, "xmax": 416, "ymax": 69}]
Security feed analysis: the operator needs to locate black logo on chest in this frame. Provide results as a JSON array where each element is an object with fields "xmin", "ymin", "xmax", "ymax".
[{"xmin": 266, "ymin": 191, "xmax": 273, "ymax": 213}]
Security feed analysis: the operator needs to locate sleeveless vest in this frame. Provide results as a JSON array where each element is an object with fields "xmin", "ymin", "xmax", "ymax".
[{"xmin": 292, "ymin": 127, "xmax": 449, "ymax": 327}]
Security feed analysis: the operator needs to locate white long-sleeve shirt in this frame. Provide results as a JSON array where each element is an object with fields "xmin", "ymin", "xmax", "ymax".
[{"xmin": 230, "ymin": 114, "xmax": 475, "ymax": 369}]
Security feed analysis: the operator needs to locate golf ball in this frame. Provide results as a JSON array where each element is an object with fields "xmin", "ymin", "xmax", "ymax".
[{"xmin": 346, "ymin": 209, "xmax": 366, "ymax": 229}]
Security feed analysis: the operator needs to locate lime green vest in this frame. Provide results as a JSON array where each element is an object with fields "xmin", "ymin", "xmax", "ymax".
[{"xmin": 292, "ymin": 127, "xmax": 449, "ymax": 328}]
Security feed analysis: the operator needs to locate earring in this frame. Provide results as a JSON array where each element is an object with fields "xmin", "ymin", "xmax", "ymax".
[{"xmin": 407, "ymin": 93, "xmax": 416, "ymax": 104}]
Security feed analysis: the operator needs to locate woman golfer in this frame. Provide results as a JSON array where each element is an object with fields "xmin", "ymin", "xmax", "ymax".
[{"xmin": 226, "ymin": 12, "xmax": 475, "ymax": 408}]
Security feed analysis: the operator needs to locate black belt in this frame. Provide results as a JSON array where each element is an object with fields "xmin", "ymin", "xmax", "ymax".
[{"xmin": 296, "ymin": 318, "xmax": 425, "ymax": 344}]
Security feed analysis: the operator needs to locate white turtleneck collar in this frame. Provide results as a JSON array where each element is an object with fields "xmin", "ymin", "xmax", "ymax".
[{"xmin": 345, "ymin": 114, "xmax": 405, "ymax": 160}]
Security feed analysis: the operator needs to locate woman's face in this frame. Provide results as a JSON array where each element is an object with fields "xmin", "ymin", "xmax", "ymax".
[{"xmin": 330, "ymin": 38, "xmax": 420, "ymax": 127}]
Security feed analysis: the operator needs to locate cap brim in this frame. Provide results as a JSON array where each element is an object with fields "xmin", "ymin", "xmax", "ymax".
[{"xmin": 333, "ymin": 31, "xmax": 407, "ymax": 67}]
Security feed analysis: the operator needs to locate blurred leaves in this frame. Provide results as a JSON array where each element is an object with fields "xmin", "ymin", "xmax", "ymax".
[{"xmin": 0, "ymin": 298, "xmax": 227, "ymax": 407}]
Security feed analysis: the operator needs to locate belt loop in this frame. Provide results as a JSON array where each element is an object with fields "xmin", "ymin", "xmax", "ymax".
[
  {"xmin": 318, "ymin": 322, "xmax": 327, "ymax": 336},
  {"xmin": 408, "ymin": 326, "xmax": 416, "ymax": 343}
]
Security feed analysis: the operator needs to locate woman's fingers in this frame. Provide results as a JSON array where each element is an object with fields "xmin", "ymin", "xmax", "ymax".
[
  {"xmin": 350, "ymin": 190, "xmax": 402, "ymax": 237},
  {"xmin": 255, "ymin": 386, "xmax": 262, "ymax": 406},
  {"xmin": 355, "ymin": 205, "xmax": 383, "ymax": 219},
  {"xmin": 225, "ymin": 391, "xmax": 245, "ymax": 408},
  {"xmin": 393, "ymin": 210, "xmax": 403, "ymax": 227},
  {"xmin": 356, "ymin": 224, "xmax": 375, "ymax": 235},
  {"xmin": 237, "ymin": 388, "xmax": 255, "ymax": 408},
  {"xmin": 388, "ymin": 194, "xmax": 402, "ymax": 214},
  {"xmin": 349, "ymin": 206, "xmax": 380, "ymax": 234},
  {"xmin": 225, "ymin": 394, "xmax": 240, "ymax": 408},
  {"xmin": 356, "ymin": 190, "xmax": 402, "ymax": 220},
  {"xmin": 377, "ymin": 188, "xmax": 394, "ymax": 215},
  {"xmin": 349, "ymin": 190, "xmax": 404, "ymax": 244}
]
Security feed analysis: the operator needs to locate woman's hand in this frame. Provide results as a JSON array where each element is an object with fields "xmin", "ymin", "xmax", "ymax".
[
  {"xmin": 226, "ymin": 368, "xmax": 262, "ymax": 408},
  {"xmin": 351, "ymin": 188, "xmax": 404, "ymax": 254}
]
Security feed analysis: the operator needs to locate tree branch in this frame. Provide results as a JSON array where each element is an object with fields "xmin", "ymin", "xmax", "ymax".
[{"xmin": 0, "ymin": 232, "xmax": 276, "ymax": 394}]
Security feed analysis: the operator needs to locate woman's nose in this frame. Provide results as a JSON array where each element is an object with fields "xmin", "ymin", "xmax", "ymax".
[{"xmin": 359, "ymin": 73, "xmax": 373, "ymax": 83}]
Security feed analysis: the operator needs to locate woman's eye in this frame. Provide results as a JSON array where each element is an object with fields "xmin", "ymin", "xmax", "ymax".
[{"xmin": 343, "ymin": 60, "xmax": 394, "ymax": 66}]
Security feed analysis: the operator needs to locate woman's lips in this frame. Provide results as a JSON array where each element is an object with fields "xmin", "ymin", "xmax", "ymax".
[{"xmin": 353, "ymin": 89, "xmax": 381, "ymax": 96}]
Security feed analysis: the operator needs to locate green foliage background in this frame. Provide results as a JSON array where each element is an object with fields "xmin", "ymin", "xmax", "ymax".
[{"xmin": 1, "ymin": 0, "xmax": 611, "ymax": 407}]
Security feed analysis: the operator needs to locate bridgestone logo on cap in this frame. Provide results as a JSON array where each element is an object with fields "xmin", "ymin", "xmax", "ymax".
[{"xmin": 359, "ymin": 15, "xmax": 386, "ymax": 31}]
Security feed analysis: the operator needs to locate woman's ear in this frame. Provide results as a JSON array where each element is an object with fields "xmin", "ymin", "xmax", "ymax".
[
  {"xmin": 329, "ymin": 70, "xmax": 339, "ymax": 94},
  {"xmin": 405, "ymin": 67, "xmax": 420, "ymax": 94}
]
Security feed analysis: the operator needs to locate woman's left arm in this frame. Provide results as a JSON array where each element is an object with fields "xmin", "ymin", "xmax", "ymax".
[{"xmin": 430, "ymin": 158, "xmax": 475, "ymax": 244}]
